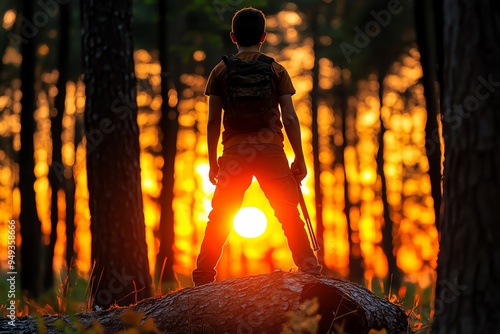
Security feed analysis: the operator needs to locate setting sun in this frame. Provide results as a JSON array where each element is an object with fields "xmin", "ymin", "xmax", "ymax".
[{"xmin": 233, "ymin": 207, "xmax": 268, "ymax": 238}]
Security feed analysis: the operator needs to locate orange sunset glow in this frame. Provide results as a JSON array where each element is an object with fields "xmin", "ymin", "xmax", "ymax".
[
  {"xmin": 0, "ymin": 7, "xmax": 438, "ymax": 297},
  {"xmin": 233, "ymin": 207, "xmax": 268, "ymax": 239}
]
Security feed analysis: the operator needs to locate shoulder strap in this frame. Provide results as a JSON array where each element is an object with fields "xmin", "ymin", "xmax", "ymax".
[
  {"xmin": 257, "ymin": 54, "xmax": 275, "ymax": 64},
  {"xmin": 222, "ymin": 55, "xmax": 231, "ymax": 65}
]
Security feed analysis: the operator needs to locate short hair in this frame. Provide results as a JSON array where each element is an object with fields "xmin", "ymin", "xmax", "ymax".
[{"xmin": 232, "ymin": 8, "xmax": 266, "ymax": 47}]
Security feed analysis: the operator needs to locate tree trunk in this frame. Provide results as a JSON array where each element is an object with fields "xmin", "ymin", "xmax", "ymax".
[
  {"xmin": 66, "ymin": 84, "xmax": 81, "ymax": 273},
  {"xmin": 338, "ymin": 75, "xmax": 364, "ymax": 283},
  {"xmin": 19, "ymin": 0, "xmax": 43, "ymax": 299},
  {"xmin": 45, "ymin": 0, "xmax": 70, "ymax": 292},
  {"xmin": 432, "ymin": 1, "xmax": 500, "ymax": 333},
  {"xmin": 155, "ymin": 0, "xmax": 178, "ymax": 289},
  {"xmin": 66, "ymin": 39, "xmax": 82, "ymax": 270},
  {"xmin": 433, "ymin": 0, "xmax": 444, "ymax": 104},
  {"xmin": 1, "ymin": 272, "xmax": 410, "ymax": 334},
  {"xmin": 63, "ymin": 160, "xmax": 76, "ymax": 291},
  {"xmin": 377, "ymin": 68, "xmax": 401, "ymax": 290},
  {"xmin": 310, "ymin": 3, "xmax": 325, "ymax": 267},
  {"xmin": 414, "ymin": 0, "xmax": 443, "ymax": 232},
  {"xmin": 65, "ymin": 160, "xmax": 76, "ymax": 271},
  {"xmin": 81, "ymin": 0, "xmax": 151, "ymax": 310}
]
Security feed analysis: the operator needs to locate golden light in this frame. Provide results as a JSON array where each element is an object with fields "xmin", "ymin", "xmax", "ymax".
[
  {"xmin": 277, "ymin": 11, "xmax": 302, "ymax": 27},
  {"xmin": 37, "ymin": 44, "xmax": 50, "ymax": 56},
  {"xmin": 233, "ymin": 207, "xmax": 267, "ymax": 239},
  {"xmin": 193, "ymin": 50, "xmax": 206, "ymax": 62},
  {"xmin": 2, "ymin": 10, "xmax": 16, "ymax": 30},
  {"xmin": 0, "ymin": 40, "xmax": 439, "ymax": 288}
]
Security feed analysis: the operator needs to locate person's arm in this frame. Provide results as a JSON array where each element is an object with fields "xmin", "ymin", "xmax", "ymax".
[
  {"xmin": 207, "ymin": 95, "xmax": 223, "ymax": 185},
  {"xmin": 279, "ymin": 94, "xmax": 307, "ymax": 181}
]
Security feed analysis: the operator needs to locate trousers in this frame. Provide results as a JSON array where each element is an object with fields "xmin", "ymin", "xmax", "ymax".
[{"xmin": 192, "ymin": 143, "xmax": 321, "ymax": 284}]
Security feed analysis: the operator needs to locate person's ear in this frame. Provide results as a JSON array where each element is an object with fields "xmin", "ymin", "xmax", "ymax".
[
  {"xmin": 260, "ymin": 32, "xmax": 267, "ymax": 43},
  {"xmin": 230, "ymin": 32, "xmax": 238, "ymax": 44}
]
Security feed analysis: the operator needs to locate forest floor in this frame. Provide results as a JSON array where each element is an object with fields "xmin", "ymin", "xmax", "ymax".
[{"xmin": 0, "ymin": 272, "xmax": 433, "ymax": 333}]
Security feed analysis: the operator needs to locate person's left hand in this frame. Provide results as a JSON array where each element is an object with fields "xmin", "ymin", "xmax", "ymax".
[{"xmin": 209, "ymin": 162, "xmax": 219, "ymax": 185}]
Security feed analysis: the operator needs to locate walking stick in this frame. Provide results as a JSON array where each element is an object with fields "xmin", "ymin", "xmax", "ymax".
[{"xmin": 295, "ymin": 180, "xmax": 320, "ymax": 251}]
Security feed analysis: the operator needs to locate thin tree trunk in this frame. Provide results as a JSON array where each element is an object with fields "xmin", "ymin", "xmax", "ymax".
[
  {"xmin": 432, "ymin": 0, "xmax": 500, "ymax": 332},
  {"xmin": 2, "ymin": 272, "xmax": 410, "ymax": 334},
  {"xmin": 65, "ymin": 132, "xmax": 78, "ymax": 271},
  {"xmin": 377, "ymin": 68, "xmax": 401, "ymax": 290},
  {"xmin": 81, "ymin": 0, "xmax": 151, "ymax": 310},
  {"xmin": 155, "ymin": 0, "xmax": 178, "ymax": 289},
  {"xmin": 340, "ymin": 77, "xmax": 364, "ymax": 283},
  {"xmin": 66, "ymin": 71, "xmax": 82, "ymax": 272},
  {"xmin": 45, "ymin": 0, "xmax": 70, "ymax": 292},
  {"xmin": 19, "ymin": 0, "xmax": 43, "ymax": 299},
  {"xmin": 64, "ymin": 147, "xmax": 76, "ymax": 289},
  {"xmin": 66, "ymin": 29, "xmax": 82, "ymax": 269},
  {"xmin": 415, "ymin": 0, "xmax": 442, "ymax": 232},
  {"xmin": 433, "ymin": 0, "xmax": 444, "ymax": 104},
  {"xmin": 64, "ymin": 175, "xmax": 75, "ymax": 268},
  {"xmin": 310, "ymin": 3, "xmax": 325, "ymax": 267}
]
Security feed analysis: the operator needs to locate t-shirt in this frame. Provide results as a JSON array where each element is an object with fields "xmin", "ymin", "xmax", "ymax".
[{"xmin": 204, "ymin": 51, "xmax": 296, "ymax": 148}]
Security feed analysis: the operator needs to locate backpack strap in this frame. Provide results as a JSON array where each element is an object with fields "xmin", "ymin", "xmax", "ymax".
[
  {"xmin": 257, "ymin": 55, "xmax": 276, "ymax": 82},
  {"xmin": 257, "ymin": 54, "xmax": 275, "ymax": 64},
  {"xmin": 222, "ymin": 55, "xmax": 231, "ymax": 65}
]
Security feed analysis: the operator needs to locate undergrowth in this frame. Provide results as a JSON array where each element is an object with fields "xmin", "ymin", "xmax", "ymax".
[{"xmin": 280, "ymin": 296, "xmax": 426, "ymax": 334}]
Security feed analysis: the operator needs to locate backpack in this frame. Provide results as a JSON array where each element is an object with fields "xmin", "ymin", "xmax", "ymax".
[{"xmin": 222, "ymin": 54, "xmax": 276, "ymax": 131}]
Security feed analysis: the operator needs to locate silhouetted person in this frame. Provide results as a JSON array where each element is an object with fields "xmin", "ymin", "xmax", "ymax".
[{"xmin": 193, "ymin": 7, "xmax": 321, "ymax": 286}]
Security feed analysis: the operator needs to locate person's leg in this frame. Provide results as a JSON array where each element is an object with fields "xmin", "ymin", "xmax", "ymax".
[
  {"xmin": 193, "ymin": 153, "xmax": 252, "ymax": 285},
  {"xmin": 254, "ymin": 147, "xmax": 322, "ymax": 274}
]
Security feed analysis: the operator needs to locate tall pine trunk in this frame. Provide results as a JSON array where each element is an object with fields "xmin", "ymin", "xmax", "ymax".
[
  {"xmin": 376, "ymin": 67, "xmax": 401, "ymax": 290},
  {"xmin": 65, "ymin": 117, "xmax": 79, "ymax": 275},
  {"xmin": 339, "ymin": 76, "xmax": 364, "ymax": 283},
  {"xmin": 66, "ymin": 0, "xmax": 80, "ymax": 266},
  {"xmin": 310, "ymin": 7, "xmax": 325, "ymax": 267},
  {"xmin": 19, "ymin": 0, "xmax": 43, "ymax": 299},
  {"xmin": 432, "ymin": 0, "xmax": 500, "ymax": 332},
  {"xmin": 81, "ymin": 0, "xmax": 151, "ymax": 310},
  {"xmin": 433, "ymin": 0, "xmax": 444, "ymax": 103},
  {"xmin": 415, "ymin": 0, "xmax": 442, "ymax": 232},
  {"xmin": 155, "ymin": 0, "xmax": 178, "ymax": 289},
  {"xmin": 45, "ymin": 0, "xmax": 70, "ymax": 292}
]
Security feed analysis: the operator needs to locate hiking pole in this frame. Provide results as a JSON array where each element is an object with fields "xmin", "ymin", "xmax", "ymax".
[{"xmin": 295, "ymin": 180, "xmax": 320, "ymax": 252}]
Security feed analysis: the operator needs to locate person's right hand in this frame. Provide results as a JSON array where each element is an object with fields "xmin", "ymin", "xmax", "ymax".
[{"xmin": 291, "ymin": 158, "xmax": 307, "ymax": 182}]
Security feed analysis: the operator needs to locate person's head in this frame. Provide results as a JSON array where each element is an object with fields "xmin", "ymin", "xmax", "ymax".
[{"xmin": 231, "ymin": 7, "xmax": 266, "ymax": 47}]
